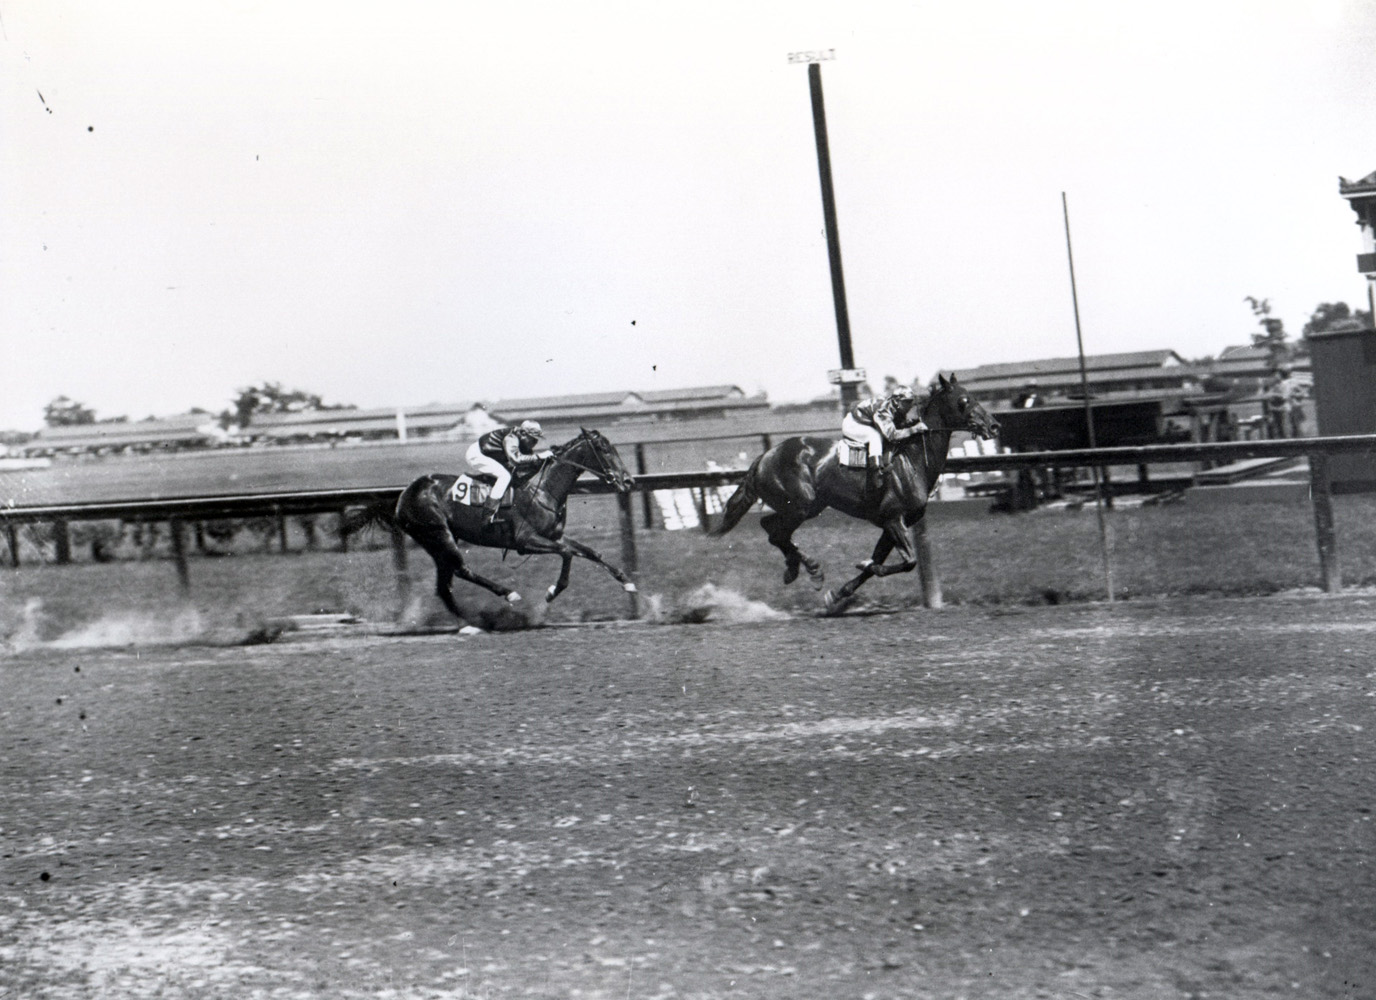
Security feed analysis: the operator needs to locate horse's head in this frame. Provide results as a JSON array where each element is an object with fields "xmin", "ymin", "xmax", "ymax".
[
  {"xmin": 927, "ymin": 373, "xmax": 999, "ymax": 439},
  {"xmin": 565, "ymin": 427, "xmax": 635, "ymax": 493}
]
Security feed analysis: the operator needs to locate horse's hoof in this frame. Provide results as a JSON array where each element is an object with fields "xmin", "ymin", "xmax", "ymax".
[
  {"xmin": 823, "ymin": 590, "xmax": 855, "ymax": 616},
  {"xmin": 458, "ymin": 625, "xmax": 483, "ymax": 636},
  {"xmin": 783, "ymin": 564, "xmax": 800, "ymax": 585},
  {"xmin": 855, "ymin": 559, "xmax": 874, "ymax": 572},
  {"xmin": 546, "ymin": 585, "xmax": 559, "ymax": 602},
  {"xmin": 809, "ymin": 569, "xmax": 826, "ymax": 591},
  {"xmin": 506, "ymin": 592, "xmax": 522, "ymax": 604},
  {"xmin": 623, "ymin": 582, "xmax": 638, "ymax": 594}
]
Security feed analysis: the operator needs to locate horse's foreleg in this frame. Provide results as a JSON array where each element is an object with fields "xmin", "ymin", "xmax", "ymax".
[
  {"xmin": 825, "ymin": 533, "xmax": 895, "ymax": 612},
  {"xmin": 513, "ymin": 535, "xmax": 636, "ymax": 603},
  {"xmin": 559, "ymin": 536, "xmax": 637, "ymax": 596},
  {"xmin": 868, "ymin": 520, "xmax": 919, "ymax": 577},
  {"xmin": 824, "ymin": 517, "xmax": 923, "ymax": 613},
  {"xmin": 547, "ymin": 552, "xmax": 575, "ymax": 603}
]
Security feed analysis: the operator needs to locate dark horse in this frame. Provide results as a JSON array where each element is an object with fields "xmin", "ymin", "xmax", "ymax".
[
  {"xmin": 387, "ymin": 428, "xmax": 638, "ymax": 627},
  {"xmin": 711, "ymin": 374, "xmax": 998, "ymax": 612}
]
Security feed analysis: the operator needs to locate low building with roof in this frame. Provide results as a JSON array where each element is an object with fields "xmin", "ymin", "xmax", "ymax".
[
  {"xmin": 951, "ymin": 350, "xmax": 1199, "ymax": 406},
  {"xmin": 16, "ymin": 385, "xmax": 770, "ymax": 456},
  {"xmin": 22, "ymin": 414, "xmax": 228, "ymax": 457},
  {"xmin": 238, "ymin": 403, "xmax": 495, "ymax": 446},
  {"xmin": 486, "ymin": 385, "xmax": 768, "ymax": 427}
]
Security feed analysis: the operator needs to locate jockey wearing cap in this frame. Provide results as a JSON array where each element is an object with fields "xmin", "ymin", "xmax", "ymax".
[
  {"xmin": 466, "ymin": 420, "xmax": 553, "ymax": 522},
  {"xmin": 841, "ymin": 385, "xmax": 928, "ymax": 494}
]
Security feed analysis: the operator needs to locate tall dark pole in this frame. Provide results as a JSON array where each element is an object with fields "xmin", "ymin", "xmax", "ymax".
[{"xmin": 807, "ymin": 61, "xmax": 858, "ymax": 407}]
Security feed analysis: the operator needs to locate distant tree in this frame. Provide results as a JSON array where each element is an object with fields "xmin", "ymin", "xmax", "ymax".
[
  {"xmin": 1303, "ymin": 301, "xmax": 1372, "ymax": 337},
  {"xmin": 43, "ymin": 396, "xmax": 96, "ymax": 426},
  {"xmin": 1244, "ymin": 296, "xmax": 1291, "ymax": 371},
  {"xmin": 221, "ymin": 382, "xmax": 354, "ymax": 429}
]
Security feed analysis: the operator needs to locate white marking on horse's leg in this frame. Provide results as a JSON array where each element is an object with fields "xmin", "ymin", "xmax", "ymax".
[
  {"xmin": 623, "ymin": 582, "xmax": 638, "ymax": 593},
  {"xmin": 458, "ymin": 625, "xmax": 483, "ymax": 636},
  {"xmin": 506, "ymin": 592, "xmax": 522, "ymax": 604},
  {"xmin": 546, "ymin": 584, "xmax": 559, "ymax": 601}
]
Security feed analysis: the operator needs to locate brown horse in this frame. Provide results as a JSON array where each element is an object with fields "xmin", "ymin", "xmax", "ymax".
[
  {"xmin": 385, "ymin": 428, "xmax": 638, "ymax": 626},
  {"xmin": 710, "ymin": 374, "xmax": 998, "ymax": 612}
]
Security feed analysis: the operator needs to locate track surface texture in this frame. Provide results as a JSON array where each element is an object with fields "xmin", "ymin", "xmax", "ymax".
[{"xmin": 2, "ymin": 596, "xmax": 1374, "ymax": 999}]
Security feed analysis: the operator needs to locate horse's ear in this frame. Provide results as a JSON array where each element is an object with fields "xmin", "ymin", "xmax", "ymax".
[
  {"xmin": 938, "ymin": 373, "xmax": 950, "ymax": 390},
  {"xmin": 949, "ymin": 372, "xmax": 959, "ymax": 384}
]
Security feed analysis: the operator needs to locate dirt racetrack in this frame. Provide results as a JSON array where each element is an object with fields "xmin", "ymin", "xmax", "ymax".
[{"xmin": 2, "ymin": 595, "xmax": 1375, "ymax": 999}]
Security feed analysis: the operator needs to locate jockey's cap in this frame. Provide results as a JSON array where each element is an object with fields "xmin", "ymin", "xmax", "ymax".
[
  {"xmin": 517, "ymin": 419, "xmax": 543, "ymax": 438},
  {"xmin": 890, "ymin": 385, "xmax": 916, "ymax": 403}
]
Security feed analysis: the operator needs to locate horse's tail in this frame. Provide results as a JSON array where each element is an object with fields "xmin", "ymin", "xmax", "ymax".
[{"xmin": 709, "ymin": 457, "xmax": 763, "ymax": 537}]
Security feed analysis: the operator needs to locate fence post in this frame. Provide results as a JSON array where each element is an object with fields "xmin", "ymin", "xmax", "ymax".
[
  {"xmin": 168, "ymin": 518, "xmax": 191, "ymax": 596},
  {"xmin": 277, "ymin": 514, "xmax": 290, "ymax": 553},
  {"xmin": 5, "ymin": 523, "xmax": 18, "ymax": 568},
  {"xmin": 635, "ymin": 444, "xmax": 654, "ymax": 529},
  {"xmin": 1308, "ymin": 451, "xmax": 1342, "ymax": 593},
  {"xmin": 390, "ymin": 525, "xmax": 410, "ymax": 616},
  {"xmin": 616, "ymin": 492, "xmax": 640, "ymax": 618},
  {"xmin": 693, "ymin": 489, "xmax": 712, "ymax": 533},
  {"xmin": 53, "ymin": 519, "xmax": 71, "ymax": 564},
  {"xmin": 914, "ymin": 518, "xmax": 943, "ymax": 609}
]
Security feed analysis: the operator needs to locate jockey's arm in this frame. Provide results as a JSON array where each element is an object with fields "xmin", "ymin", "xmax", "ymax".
[
  {"xmin": 880, "ymin": 406, "xmax": 929, "ymax": 440},
  {"xmin": 501, "ymin": 433, "xmax": 529, "ymax": 466},
  {"xmin": 871, "ymin": 409, "xmax": 902, "ymax": 440}
]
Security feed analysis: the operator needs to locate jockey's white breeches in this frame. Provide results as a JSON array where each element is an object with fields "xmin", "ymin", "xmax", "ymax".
[
  {"xmin": 841, "ymin": 413, "xmax": 885, "ymax": 459},
  {"xmin": 465, "ymin": 442, "xmax": 512, "ymax": 498}
]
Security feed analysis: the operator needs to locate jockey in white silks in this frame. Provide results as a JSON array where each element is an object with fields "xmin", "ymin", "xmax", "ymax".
[
  {"xmin": 465, "ymin": 420, "xmax": 552, "ymax": 522},
  {"xmin": 840, "ymin": 386, "xmax": 928, "ymax": 495}
]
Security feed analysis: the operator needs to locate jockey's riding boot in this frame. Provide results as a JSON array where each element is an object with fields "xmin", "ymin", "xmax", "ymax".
[{"xmin": 482, "ymin": 496, "xmax": 501, "ymax": 524}]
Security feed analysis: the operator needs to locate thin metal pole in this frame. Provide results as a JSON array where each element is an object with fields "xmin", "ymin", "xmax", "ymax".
[
  {"xmin": 1062, "ymin": 192, "xmax": 1114, "ymax": 601},
  {"xmin": 807, "ymin": 61, "xmax": 858, "ymax": 408}
]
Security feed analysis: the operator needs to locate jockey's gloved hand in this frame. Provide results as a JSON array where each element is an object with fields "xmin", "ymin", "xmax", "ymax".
[{"xmin": 538, "ymin": 449, "xmax": 555, "ymax": 460}]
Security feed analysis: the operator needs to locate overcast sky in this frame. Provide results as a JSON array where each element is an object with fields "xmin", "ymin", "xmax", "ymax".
[{"xmin": 3, "ymin": 1, "xmax": 1375, "ymax": 431}]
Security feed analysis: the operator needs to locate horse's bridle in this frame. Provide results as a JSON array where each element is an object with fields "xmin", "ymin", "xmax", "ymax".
[{"xmin": 533, "ymin": 430, "xmax": 625, "ymax": 488}]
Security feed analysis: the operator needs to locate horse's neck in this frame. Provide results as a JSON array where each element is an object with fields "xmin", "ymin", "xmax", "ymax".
[
  {"xmin": 896, "ymin": 416, "xmax": 954, "ymax": 491},
  {"xmin": 532, "ymin": 450, "xmax": 584, "ymax": 501},
  {"xmin": 920, "ymin": 429, "xmax": 954, "ymax": 488}
]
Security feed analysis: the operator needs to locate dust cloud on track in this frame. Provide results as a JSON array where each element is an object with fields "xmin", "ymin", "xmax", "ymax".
[{"xmin": 2, "ymin": 596, "xmax": 1374, "ymax": 998}]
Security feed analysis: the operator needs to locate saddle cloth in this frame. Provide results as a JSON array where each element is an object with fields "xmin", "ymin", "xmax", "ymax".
[
  {"xmin": 447, "ymin": 475, "xmax": 511, "ymax": 507},
  {"xmin": 837, "ymin": 441, "xmax": 870, "ymax": 468}
]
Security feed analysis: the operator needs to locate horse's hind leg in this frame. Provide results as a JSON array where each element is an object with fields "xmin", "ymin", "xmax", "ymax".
[
  {"xmin": 413, "ymin": 527, "xmax": 522, "ymax": 606},
  {"xmin": 431, "ymin": 562, "xmax": 466, "ymax": 622},
  {"xmin": 760, "ymin": 512, "xmax": 824, "ymax": 588}
]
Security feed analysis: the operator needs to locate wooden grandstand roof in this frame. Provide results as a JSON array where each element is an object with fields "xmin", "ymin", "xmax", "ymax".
[{"xmin": 953, "ymin": 350, "xmax": 1185, "ymax": 385}]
